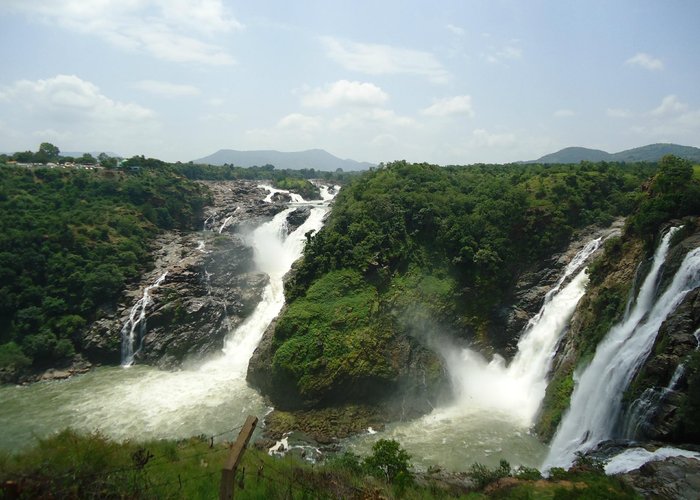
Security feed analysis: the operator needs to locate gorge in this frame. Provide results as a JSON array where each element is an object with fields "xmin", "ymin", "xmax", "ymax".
[{"xmin": 1, "ymin": 157, "xmax": 699, "ymax": 496}]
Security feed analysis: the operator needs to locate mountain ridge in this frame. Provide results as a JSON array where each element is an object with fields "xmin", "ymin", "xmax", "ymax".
[
  {"xmin": 193, "ymin": 148, "xmax": 375, "ymax": 171},
  {"xmin": 530, "ymin": 143, "xmax": 700, "ymax": 164}
]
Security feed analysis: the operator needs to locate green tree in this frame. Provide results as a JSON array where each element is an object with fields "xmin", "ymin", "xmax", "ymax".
[
  {"xmin": 363, "ymin": 439, "xmax": 413, "ymax": 484},
  {"xmin": 77, "ymin": 153, "xmax": 97, "ymax": 165},
  {"xmin": 37, "ymin": 142, "xmax": 60, "ymax": 163}
]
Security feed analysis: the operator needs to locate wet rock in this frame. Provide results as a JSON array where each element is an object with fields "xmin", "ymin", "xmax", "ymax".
[
  {"xmin": 271, "ymin": 192, "xmax": 292, "ymax": 203},
  {"xmin": 618, "ymin": 456, "xmax": 700, "ymax": 500},
  {"xmin": 80, "ymin": 180, "xmax": 285, "ymax": 370},
  {"xmin": 286, "ymin": 206, "xmax": 311, "ymax": 234},
  {"xmin": 499, "ymin": 220, "xmax": 623, "ymax": 356}
]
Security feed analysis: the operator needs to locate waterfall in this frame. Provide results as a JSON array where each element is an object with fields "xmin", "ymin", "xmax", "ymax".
[
  {"xmin": 621, "ymin": 325, "xmax": 700, "ymax": 439},
  {"xmin": 318, "ymin": 184, "xmax": 340, "ymax": 201},
  {"xmin": 259, "ymin": 184, "xmax": 307, "ymax": 203},
  {"xmin": 120, "ymin": 272, "xmax": 168, "ymax": 366},
  {"xmin": 544, "ymin": 228, "xmax": 700, "ymax": 470},
  {"xmin": 218, "ymin": 215, "xmax": 233, "ymax": 233},
  {"xmin": 211, "ymin": 205, "xmax": 327, "ymax": 374},
  {"xmin": 443, "ymin": 237, "xmax": 602, "ymax": 427}
]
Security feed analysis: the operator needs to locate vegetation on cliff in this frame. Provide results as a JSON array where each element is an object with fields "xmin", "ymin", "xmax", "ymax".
[
  {"xmin": 0, "ymin": 163, "xmax": 210, "ymax": 372},
  {"xmin": 537, "ymin": 155, "xmax": 700, "ymax": 440},
  {"xmin": 258, "ymin": 159, "xmax": 661, "ymax": 409}
]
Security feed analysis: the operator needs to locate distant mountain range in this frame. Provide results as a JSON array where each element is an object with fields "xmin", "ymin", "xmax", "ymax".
[
  {"xmin": 193, "ymin": 148, "xmax": 375, "ymax": 171},
  {"xmin": 530, "ymin": 143, "xmax": 700, "ymax": 164}
]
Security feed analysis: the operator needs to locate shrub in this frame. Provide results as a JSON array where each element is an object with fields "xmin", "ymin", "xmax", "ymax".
[
  {"xmin": 468, "ymin": 459, "xmax": 511, "ymax": 489},
  {"xmin": 363, "ymin": 439, "xmax": 413, "ymax": 485},
  {"xmin": 0, "ymin": 342, "xmax": 31, "ymax": 370}
]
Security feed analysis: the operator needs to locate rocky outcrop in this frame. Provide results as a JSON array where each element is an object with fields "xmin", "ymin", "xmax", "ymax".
[
  {"xmin": 286, "ymin": 207, "xmax": 311, "ymax": 234},
  {"xmin": 81, "ymin": 180, "xmax": 294, "ymax": 369},
  {"xmin": 618, "ymin": 456, "xmax": 700, "ymax": 500},
  {"xmin": 537, "ymin": 218, "xmax": 700, "ymax": 443},
  {"xmin": 498, "ymin": 219, "xmax": 625, "ymax": 357},
  {"xmin": 133, "ymin": 234, "xmax": 269, "ymax": 368}
]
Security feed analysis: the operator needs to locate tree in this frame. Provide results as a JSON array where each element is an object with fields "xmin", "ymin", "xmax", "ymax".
[
  {"xmin": 38, "ymin": 142, "xmax": 60, "ymax": 163},
  {"xmin": 98, "ymin": 153, "xmax": 118, "ymax": 169},
  {"xmin": 654, "ymin": 154, "xmax": 693, "ymax": 193},
  {"xmin": 77, "ymin": 153, "xmax": 97, "ymax": 165},
  {"xmin": 363, "ymin": 439, "xmax": 413, "ymax": 483}
]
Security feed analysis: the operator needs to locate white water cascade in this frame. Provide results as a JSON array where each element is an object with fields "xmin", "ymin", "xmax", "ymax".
[
  {"xmin": 544, "ymin": 228, "xmax": 700, "ymax": 470},
  {"xmin": 444, "ymin": 237, "xmax": 602, "ymax": 427},
  {"xmin": 120, "ymin": 272, "xmax": 168, "ymax": 366},
  {"xmin": 346, "ymin": 237, "xmax": 602, "ymax": 469},
  {"xmin": 318, "ymin": 184, "xmax": 341, "ymax": 202},
  {"xmin": 0, "ymin": 192, "xmax": 336, "ymax": 451},
  {"xmin": 259, "ymin": 184, "xmax": 307, "ymax": 203},
  {"xmin": 621, "ymin": 325, "xmax": 700, "ymax": 439}
]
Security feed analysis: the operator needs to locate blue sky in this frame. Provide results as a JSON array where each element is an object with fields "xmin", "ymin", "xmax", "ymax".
[{"xmin": 1, "ymin": 0, "xmax": 698, "ymax": 164}]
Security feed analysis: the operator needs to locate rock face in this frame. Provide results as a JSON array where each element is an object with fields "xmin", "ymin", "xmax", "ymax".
[
  {"xmin": 496, "ymin": 219, "xmax": 625, "ymax": 357},
  {"xmin": 537, "ymin": 218, "xmax": 700, "ymax": 443},
  {"xmin": 81, "ymin": 180, "xmax": 292, "ymax": 369},
  {"xmin": 621, "ymin": 233, "xmax": 700, "ymax": 442},
  {"xmin": 133, "ymin": 235, "xmax": 269, "ymax": 368},
  {"xmin": 285, "ymin": 207, "xmax": 311, "ymax": 234},
  {"xmin": 618, "ymin": 456, "xmax": 700, "ymax": 500}
]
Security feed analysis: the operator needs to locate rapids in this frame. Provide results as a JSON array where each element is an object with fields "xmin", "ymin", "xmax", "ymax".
[{"xmin": 0, "ymin": 197, "xmax": 329, "ymax": 452}]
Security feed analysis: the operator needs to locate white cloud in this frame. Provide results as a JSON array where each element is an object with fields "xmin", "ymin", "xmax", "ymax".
[
  {"xmin": 133, "ymin": 80, "xmax": 200, "ymax": 97},
  {"xmin": 470, "ymin": 129, "xmax": 516, "ymax": 148},
  {"xmin": 4, "ymin": 0, "xmax": 241, "ymax": 65},
  {"xmin": 553, "ymin": 109, "xmax": 575, "ymax": 118},
  {"xmin": 1, "ymin": 74, "xmax": 154, "ymax": 121},
  {"xmin": 276, "ymin": 113, "xmax": 322, "ymax": 132},
  {"xmin": 651, "ymin": 95, "xmax": 688, "ymax": 116},
  {"xmin": 0, "ymin": 74, "xmax": 158, "ymax": 152},
  {"xmin": 321, "ymin": 37, "xmax": 449, "ymax": 83},
  {"xmin": 625, "ymin": 52, "xmax": 664, "ymax": 71},
  {"xmin": 422, "ymin": 96, "xmax": 474, "ymax": 117},
  {"xmin": 607, "ymin": 108, "xmax": 631, "ymax": 118},
  {"xmin": 447, "ymin": 24, "xmax": 466, "ymax": 36},
  {"xmin": 483, "ymin": 41, "xmax": 523, "ymax": 64},
  {"xmin": 302, "ymin": 80, "xmax": 388, "ymax": 108}
]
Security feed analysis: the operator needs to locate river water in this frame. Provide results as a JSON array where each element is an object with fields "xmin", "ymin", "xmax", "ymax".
[{"xmin": 0, "ymin": 202, "xmax": 618, "ymax": 473}]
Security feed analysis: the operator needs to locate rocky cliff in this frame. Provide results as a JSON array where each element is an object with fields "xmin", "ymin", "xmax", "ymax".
[
  {"xmin": 81, "ymin": 180, "xmax": 311, "ymax": 369},
  {"xmin": 536, "ymin": 218, "xmax": 700, "ymax": 445}
]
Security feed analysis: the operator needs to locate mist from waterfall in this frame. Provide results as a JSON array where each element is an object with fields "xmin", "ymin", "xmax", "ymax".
[{"xmin": 347, "ymin": 237, "xmax": 602, "ymax": 469}]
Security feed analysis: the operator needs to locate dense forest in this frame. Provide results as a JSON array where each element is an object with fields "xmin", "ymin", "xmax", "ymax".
[
  {"xmin": 0, "ymin": 144, "xmax": 360, "ymax": 374},
  {"xmin": 260, "ymin": 156, "xmax": 700, "ymax": 409},
  {"xmin": 0, "ymin": 163, "xmax": 210, "ymax": 371}
]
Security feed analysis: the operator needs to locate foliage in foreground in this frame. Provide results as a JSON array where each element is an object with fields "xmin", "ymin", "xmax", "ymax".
[{"xmin": 0, "ymin": 431, "xmax": 640, "ymax": 499}]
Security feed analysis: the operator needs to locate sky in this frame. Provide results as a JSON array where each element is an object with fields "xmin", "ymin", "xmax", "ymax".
[{"xmin": 1, "ymin": 0, "xmax": 699, "ymax": 165}]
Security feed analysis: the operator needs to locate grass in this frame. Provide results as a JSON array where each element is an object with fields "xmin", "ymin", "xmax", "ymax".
[{"xmin": 0, "ymin": 431, "xmax": 642, "ymax": 499}]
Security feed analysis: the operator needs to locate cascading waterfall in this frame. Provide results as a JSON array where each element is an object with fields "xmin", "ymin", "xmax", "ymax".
[
  {"xmin": 443, "ymin": 237, "xmax": 602, "ymax": 427},
  {"xmin": 318, "ymin": 184, "xmax": 340, "ymax": 201},
  {"xmin": 621, "ymin": 325, "xmax": 700, "ymax": 439},
  {"xmin": 259, "ymin": 184, "xmax": 307, "ymax": 203},
  {"xmin": 210, "ymin": 205, "xmax": 328, "ymax": 373},
  {"xmin": 346, "ymin": 236, "xmax": 604, "ymax": 469},
  {"xmin": 544, "ymin": 228, "xmax": 700, "ymax": 470},
  {"xmin": 218, "ymin": 215, "xmax": 233, "ymax": 233},
  {"xmin": 120, "ymin": 272, "xmax": 168, "ymax": 366},
  {"xmin": 0, "ymin": 189, "xmax": 339, "ymax": 451}
]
